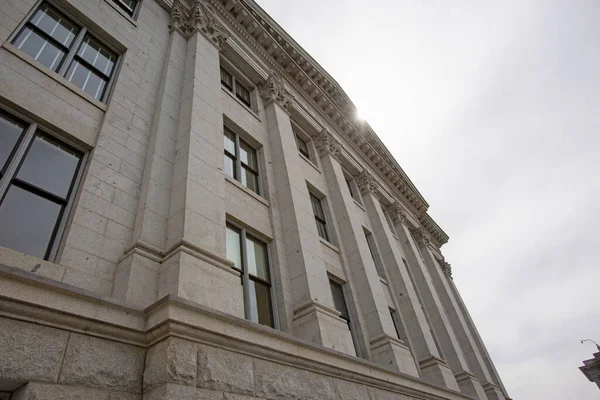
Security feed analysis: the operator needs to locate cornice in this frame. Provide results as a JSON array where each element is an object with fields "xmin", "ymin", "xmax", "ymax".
[{"xmin": 418, "ymin": 213, "xmax": 449, "ymax": 248}]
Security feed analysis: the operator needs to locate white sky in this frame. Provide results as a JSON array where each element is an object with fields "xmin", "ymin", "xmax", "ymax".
[{"xmin": 255, "ymin": 1, "xmax": 600, "ymax": 398}]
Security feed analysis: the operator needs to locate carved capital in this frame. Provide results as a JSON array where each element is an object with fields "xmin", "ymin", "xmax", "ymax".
[
  {"xmin": 315, "ymin": 129, "xmax": 341, "ymax": 159},
  {"xmin": 189, "ymin": 0, "xmax": 230, "ymax": 47},
  {"xmin": 441, "ymin": 261, "xmax": 453, "ymax": 279},
  {"xmin": 357, "ymin": 170, "xmax": 378, "ymax": 194},
  {"xmin": 169, "ymin": 0, "xmax": 186, "ymax": 33},
  {"xmin": 259, "ymin": 73, "xmax": 294, "ymax": 112},
  {"xmin": 414, "ymin": 228, "xmax": 432, "ymax": 248},
  {"xmin": 387, "ymin": 203, "xmax": 408, "ymax": 224}
]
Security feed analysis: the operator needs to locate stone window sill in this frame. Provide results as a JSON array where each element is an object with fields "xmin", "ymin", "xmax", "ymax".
[
  {"xmin": 299, "ymin": 152, "xmax": 321, "ymax": 173},
  {"xmin": 320, "ymin": 237, "xmax": 339, "ymax": 253},
  {"xmin": 379, "ymin": 276, "xmax": 389, "ymax": 285},
  {"xmin": 103, "ymin": 0, "xmax": 138, "ymax": 26},
  {"xmin": 225, "ymin": 176, "xmax": 269, "ymax": 207},
  {"xmin": 2, "ymin": 44, "xmax": 107, "ymax": 112},
  {"xmin": 222, "ymin": 87, "xmax": 261, "ymax": 123}
]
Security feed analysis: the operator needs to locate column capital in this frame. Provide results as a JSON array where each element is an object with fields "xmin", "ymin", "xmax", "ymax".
[
  {"xmin": 441, "ymin": 261, "xmax": 453, "ymax": 279},
  {"xmin": 387, "ymin": 202, "xmax": 408, "ymax": 224},
  {"xmin": 169, "ymin": 0, "xmax": 231, "ymax": 47},
  {"xmin": 413, "ymin": 228, "xmax": 432, "ymax": 248},
  {"xmin": 357, "ymin": 170, "xmax": 379, "ymax": 194},
  {"xmin": 315, "ymin": 129, "xmax": 341, "ymax": 159},
  {"xmin": 258, "ymin": 73, "xmax": 295, "ymax": 113}
]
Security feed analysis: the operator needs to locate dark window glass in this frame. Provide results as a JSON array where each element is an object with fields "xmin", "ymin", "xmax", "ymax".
[
  {"xmin": 365, "ymin": 231, "xmax": 384, "ymax": 276},
  {"xmin": 248, "ymin": 279, "xmax": 273, "ymax": 327},
  {"xmin": 330, "ymin": 279, "xmax": 349, "ymax": 321},
  {"xmin": 224, "ymin": 129, "xmax": 236, "ymax": 155},
  {"xmin": 224, "ymin": 128, "xmax": 261, "ymax": 195},
  {"xmin": 77, "ymin": 36, "xmax": 116, "ymax": 76},
  {"xmin": 236, "ymin": 82, "xmax": 251, "ymax": 107},
  {"xmin": 240, "ymin": 141, "xmax": 257, "ymax": 171},
  {"xmin": 310, "ymin": 193, "xmax": 329, "ymax": 242},
  {"xmin": 0, "ymin": 185, "xmax": 62, "ymax": 259},
  {"xmin": 220, "ymin": 68, "xmax": 233, "ymax": 90},
  {"xmin": 382, "ymin": 205, "xmax": 396, "ymax": 235},
  {"xmin": 296, "ymin": 135, "xmax": 310, "ymax": 159},
  {"xmin": 17, "ymin": 135, "xmax": 80, "ymax": 199},
  {"xmin": 346, "ymin": 179, "xmax": 355, "ymax": 198},
  {"xmin": 0, "ymin": 112, "xmax": 27, "ymax": 175},
  {"xmin": 113, "ymin": 0, "xmax": 138, "ymax": 16},
  {"xmin": 390, "ymin": 308, "xmax": 402, "ymax": 340},
  {"xmin": 12, "ymin": 3, "xmax": 79, "ymax": 71},
  {"xmin": 66, "ymin": 35, "xmax": 116, "ymax": 101}
]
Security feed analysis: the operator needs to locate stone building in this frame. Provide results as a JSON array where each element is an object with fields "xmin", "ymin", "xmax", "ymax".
[{"xmin": 0, "ymin": 0, "xmax": 511, "ymax": 399}]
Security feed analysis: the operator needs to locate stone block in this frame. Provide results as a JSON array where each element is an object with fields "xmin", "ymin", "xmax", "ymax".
[
  {"xmin": 367, "ymin": 387, "xmax": 411, "ymax": 400},
  {"xmin": 144, "ymin": 384, "xmax": 222, "ymax": 400},
  {"xmin": 144, "ymin": 337, "xmax": 198, "ymax": 389},
  {"xmin": 331, "ymin": 379, "xmax": 369, "ymax": 400},
  {"xmin": 254, "ymin": 358, "xmax": 335, "ymax": 399},
  {"xmin": 12, "ymin": 382, "xmax": 110, "ymax": 400},
  {"xmin": 197, "ymin": 344, "xmax": 254, "ymax": 395},
  {"xmin": 59, "ymin": 333, "xmax": 145, "ymax": 393},
  {"xmin": 0, "ymin": 317, "xmax": 69, "ymax": 389}
]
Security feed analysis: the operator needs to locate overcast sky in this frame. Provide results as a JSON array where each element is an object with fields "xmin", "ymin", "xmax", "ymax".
[{"xmin": 256, "ymin": 1, "xmax": 600, "ymax": 398}]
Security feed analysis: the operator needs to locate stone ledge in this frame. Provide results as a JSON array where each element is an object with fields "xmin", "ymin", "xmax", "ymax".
[{"xmin": 0, "ymin": 265, "xmax": 472, "ymax": 400}]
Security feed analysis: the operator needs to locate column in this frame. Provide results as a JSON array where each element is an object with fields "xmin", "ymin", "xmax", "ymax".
[
  {"xmin": 396, "ymin": 216, "xmax": 488, "ymax": 400},
  {"xmin": 362, "ymin": 192, "xmax": 459, "ymax": 390},
  {"xmin": 318, "ymin": 136, "xmax": 418, "ymax": 376},
  {"xmin": 447, "ymin": 270, "xmax": 512, "ymax": 399},
  {"xmin": 261, "ymin": 75, "xmax": 354, "ymax": 355},
  {"xmin": 113, "ymin": 2, "xmax": 188, "ymax": 307},
  {"xmin": 421, "ymin": 247, "xmax": 506, "ymax": 400}
]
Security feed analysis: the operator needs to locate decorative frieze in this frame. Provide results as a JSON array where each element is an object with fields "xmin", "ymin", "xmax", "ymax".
[
  {"xmin": 314, "ymin": 129, "xmax": 341, "ymax": 159},
  {"xmin": 357, "ymin": 170, "xmax": 379, "ymax": 195},
  {"xmin": 258, "ymin": 73, "xmax": 295, "ymax": 112},
  {"xmin": 169, "ymin": 0, "xmax": 230, "ymax": 47}
]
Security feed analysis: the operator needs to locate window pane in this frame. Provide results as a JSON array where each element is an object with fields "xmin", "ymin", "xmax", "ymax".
[
  {"xmin": 310, "ymin": 194, "xmax": 325, "ymax": 220},
  {"xmin": 220, "ymin": 68, "xmax": 232, "ymax": 90},
  {"xmin": 114, "ymin": 0, "xmax": 137, "ymax": 15},
  {"xmin": 226, "ymin": 226, "xmax": 241, "ymax": 269},
  {"xmin": 390, "ymin": 308, "xmax": 402, "ymax": 340},
  {"xmin": 239, "ymin": 141, "xmax": 257, "ymax": 170},
  {"xmin": 248, "ymin": 279, "xmax": 273, "ymax": 327},
  {"xmin": 30, "ymin": 3, "xmax": 79, "ymax": 47},
  {"xmin": 316, "ymin": 220, "xmax": 329, "ymax": 242},
  {"xmin": 245, "ymin": 236, "xmax": 268, "ymax": 281},
  {"xmin": 13, "ymin": 27, "xmax": 66, "ymax": 71},
  {"xmin": 0, "ymin": 113, "xmax": 27, "ymax": 173},
  {"xmin": 296, "ymin": 135, "xmax": 310, "ymax": 158},
  {"xmin": 224, "ymin": 154, "xmax": 235, "ymax": 179},
  {"xmin": 346, "ymin": 179, "xmax": 355, "ymax": 198},
  {"xmin": 365, "ymin": 232, "xmax": 384, "ymax": 276},
  {"xmin": 224, "ymin": 129, "xmax": 236, "ymax": 155},
  {"xmin": 330, "ymin": 280, "xmax": 349, "ymax": 321},
  {"xmin": 235, "ymin": 82, "xmax": 251, "ymax": 106},
  {"xmin": 17, "ymin": 134, "xmax": 81, "ymax": 199},
  {"xmin": 241, "ymin": 167, "xmax": 259, "ymax": 194},
  {"xmin": 0, "ymin": 185, "xmax": 61, "ymax": 259},
  {"xmin": 66, "ymin": 60, "xmax": 109, "ymax": 100},
  {"xmin": 77, "ymin": 35, "xmax": 116, "ymax": 77}
]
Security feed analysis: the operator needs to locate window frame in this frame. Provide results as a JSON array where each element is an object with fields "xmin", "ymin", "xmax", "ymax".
[
  {"xmin": 381, "ymin": 203, "xmax": 397, "ymax": 236},
  {"xmin": 309, "ymin": 192, "xmax": 330, "ymax": 243},
  {"xmin": 389, "ymin": 307, "xmax": 403, "ymax": 340},
  {"xmin": 226, "ymin": 221, "xmax": 279, "ymax": 329},
  {"xmin": 220, "ymin": 65, "xmax": 253, "ymax": 109},
  {"xmin": 329, "ymin": 275, "xmax": 362, "ymax": 358},
  {"xmin": 223, "ymin": 126, "xmax": 262, "ymax": 196},
  {"xmin": 0, "ymin": 106, "xmax": 87, "ymax": 262},
  {"xmin": 10, "ymin": 1, "xmax": 121, "ymax": 104},
  {"xmin": 111, "ymin": 0, "xmax": 141, "ymax": 18},
  {"xmin": 344, "ymin": 172, "xmax": 362, "ymax": 205},
  {"xmin": 364, "ymin": 229, "xmax": 385, "ymax": 277}
]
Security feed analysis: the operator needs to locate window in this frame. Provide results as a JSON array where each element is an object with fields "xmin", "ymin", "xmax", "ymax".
[
  {"xmin": 365, "ymin": 230, "xmax": 385, "ymax": 277},
  {"xmin": 310, "ymin": 193, "xmax": 330, "ymax": 242},
  {"xmin": 381, "ymin": 204, "xmax": 396, "ymax": 236},
  {"xmin": 389, "ymin": 308, "xmax": 403, "ymax": 340},
  {"xmin": 226, "ymin": 224, "xmax": 275, "ymax": 328},
  {"xmin": 224, "ymin": 127, "xmax": 261, "ymax": 195},
  {"xmin": 0, "ymin": 109, "xmax": 84, "ymax": 260},
  {"xmin": 112, "ymin": 0, "xmax": 140, "ymax": 17},
  {"xmin": 295, "ymin": 134, "xmax": 310, "ymax": 159},
  {"xmin": 11, "ymin": 2, "xmax": 118, "ymax": 102},
  {"xmin": 329, "ymin": 278, "xmax": 361, "ymax": 357},
  {"xmin": 221, "ymin": 67, "xmax": 252, "ymax": 108}
]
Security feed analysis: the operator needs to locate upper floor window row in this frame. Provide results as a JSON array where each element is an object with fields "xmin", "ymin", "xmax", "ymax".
[
  {"xmin": 11, "ymin": 2, "xmax": 119, "ymax": 103},
  {"xmin": 220, "ymin": 67, "xmax": 252, "ymax": 109}
]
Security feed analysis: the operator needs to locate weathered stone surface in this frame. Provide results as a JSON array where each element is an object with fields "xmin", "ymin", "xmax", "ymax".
[
  {"xmin": 254, "ymin": 358, "xmax": 335, "ymax": 399},
  {"xmin": 144, "ymin": 337, "xmax": 198, "ymax": 389},
  {"xmin": 0, "ymin": 317, "xmax": 69, "ymax": 387},
  {"xmin": 367, "ymin": 387, "xmax": 411, "ymax": 400},
  {"xmin": 58, "ymin": 333, "xmax": 145, "ymax": 393},
  {"xmin": 144, "ymin": 384, "xmax": 223, "ymax": 400},
  {"xmin": 11, "ymin": 382, "xmax": 110, "ymax": 400},
  {"xmin": 332, "ymin": 379, "xmax": 369, "ymax": 400},
  {"xmin": 197, "ymin": 344, "xmax": 254, "ymax": 395},
  {"xmin": 109, "ymin": 392, "xmax": 142, "ymax": 400},
  {"xmin": 223, "ymin": 394, "xmax": 261, "ymax": 400}
]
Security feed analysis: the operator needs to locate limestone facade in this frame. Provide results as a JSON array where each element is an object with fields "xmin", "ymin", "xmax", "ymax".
[{"xmin": 0, "ymin": 0, "xmax": 510, "ymax": 399}]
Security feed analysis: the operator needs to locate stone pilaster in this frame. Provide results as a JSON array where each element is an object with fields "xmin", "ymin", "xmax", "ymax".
[
  {"xmin": 397, "ymin": 222, "xmax": 488, "ymax": 400},
  {"xmin": 262, "ymin": 75, "xmax": 354, "ymax": 355},
  {"xmin": 319, "ymin": 151, "xmax": 418, "ymax": 376},
  {"xmin": 364, "ymin": 198, "xmax": 459, "ymax": 390}
]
